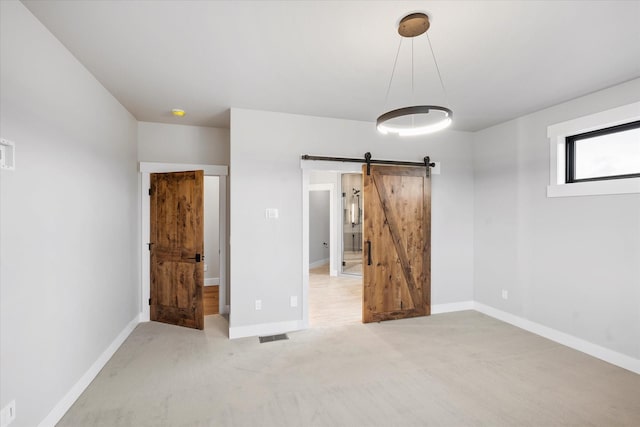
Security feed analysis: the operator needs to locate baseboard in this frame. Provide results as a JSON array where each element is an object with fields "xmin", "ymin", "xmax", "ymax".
[
  {"xmin": 38, "ymin": 314, "xmax": 140, "ymax": 427},
  {"xmin": 473, "ymin": 302, "xmax": 640, "ymax": 375},
  {"xmin": 229, "ymin": 319, "xmax": 305, "ymax": 339},
  {"xmin": 309, "ymin": 258, "xmax": 330, "ymax": 269},
  {"xmin": 431, "ymin": 300, "xmax": 474, "ymax": 314},
  {"xmin": 204, "ymin": 277, "xmax": 220, "ymax": 286}
]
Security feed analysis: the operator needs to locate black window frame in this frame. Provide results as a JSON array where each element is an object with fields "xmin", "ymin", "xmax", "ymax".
[{"xmin": 565, "ymin": 120, "xmax": 640, "ymax": 183}]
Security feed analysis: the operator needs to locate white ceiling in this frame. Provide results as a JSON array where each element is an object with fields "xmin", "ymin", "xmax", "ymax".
[{"xmin": 22, "ymin": 0, "xmax": 640, "ymax": 131}]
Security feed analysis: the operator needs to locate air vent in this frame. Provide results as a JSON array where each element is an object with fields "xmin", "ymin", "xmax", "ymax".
[{"xmin": 258, "ymin": 334, "xmax": 288, "ymax": 344}]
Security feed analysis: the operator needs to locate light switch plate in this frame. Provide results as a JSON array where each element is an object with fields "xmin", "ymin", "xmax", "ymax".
[
  {"xmin": 0, "ymin": 138, "xmax": 15, "ymax": 170},
  {"xmin": 265, "ymin": 208, "xmax": 279, "ymax": 219}
]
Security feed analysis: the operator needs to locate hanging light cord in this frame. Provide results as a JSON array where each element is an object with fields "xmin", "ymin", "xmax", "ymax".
[
  {"xmin": 411, "ymin": 38, "xmax": 415, "ymax": 100},
  {"xmin": 411, "ymin": 38, "xmax": 415, "ymax": 125},
  {"xmin": 426, "ymin": 32, "xmax": 450, "ymax": 108},
  {"xmin": 383, "ymin": 37, "xmax": 404, "ymax": 109}
]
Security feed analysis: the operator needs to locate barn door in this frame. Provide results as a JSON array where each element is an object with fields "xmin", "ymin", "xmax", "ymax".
[
  {"xmin": 362, "ymin": 165, "xmax": 431, "ymax": 323},
  {"xmin": 150, "ymin": 170, "xmax": 204, "ymax": 330}
]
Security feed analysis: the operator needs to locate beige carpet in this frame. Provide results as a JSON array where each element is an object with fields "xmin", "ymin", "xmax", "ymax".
[{"xmin": 58, "ymin": 311, "xmax": 640, "ymax": 426}]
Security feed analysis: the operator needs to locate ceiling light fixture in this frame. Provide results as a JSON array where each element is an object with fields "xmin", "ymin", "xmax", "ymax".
[
  {"xmin": 172, "ymin": 109, "xmax": 186, "ymax": 117},
  {"xmin": 377, "ymin": 12, "xmax": 452, "ymax": 136}
]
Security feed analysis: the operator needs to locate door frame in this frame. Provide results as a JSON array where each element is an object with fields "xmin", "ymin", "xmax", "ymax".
[
  {"xmin": 301, "ymin": 160, "xmax": 361, "ymax": 328},
  {"xmin": 139, "ymin": 162, "xmax": 228, "ymax": 322}
]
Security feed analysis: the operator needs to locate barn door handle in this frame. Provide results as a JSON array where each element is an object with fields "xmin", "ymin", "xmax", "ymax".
[
  {"xmin": 187, "ymin": 253, "xmax": 202, "ymax": 262},
  {"xmin": 366, "ymin": 241, "xmax": 372, "ymax": 265}
]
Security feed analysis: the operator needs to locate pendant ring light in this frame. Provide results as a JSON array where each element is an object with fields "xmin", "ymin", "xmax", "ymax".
[{"xmin": 376, "ymin": 12, "xmax": 453, "ymax": 136}]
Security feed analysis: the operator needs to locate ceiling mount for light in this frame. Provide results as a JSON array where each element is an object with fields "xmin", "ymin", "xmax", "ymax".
[
  {"xmin": 398, "ymin": 12, "xmax": 430, "ymax": 37},
  {"xmin": 377, "ymin": 12, "xmax": 453, "ymax": 137},
  {"xmin": 172, "ymin": 108, "xmax": 186, "ymax": 117}
]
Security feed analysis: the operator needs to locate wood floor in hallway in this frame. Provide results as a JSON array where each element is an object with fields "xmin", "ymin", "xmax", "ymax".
[{"xmin": 309, "ymin": 264, "xmax": 362, "ymax": 327}]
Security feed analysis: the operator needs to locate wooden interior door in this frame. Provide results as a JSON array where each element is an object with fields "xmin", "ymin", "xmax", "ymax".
[
  {"xmin": 150, "ymin": 170, "xmax": 204, "ymax": 330},
  {"xmin": 362, "ymin": 165, "xmax": 431, "ymax": 323}
]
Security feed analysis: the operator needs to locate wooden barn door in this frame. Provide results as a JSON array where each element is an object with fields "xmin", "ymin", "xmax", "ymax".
[
  {"xmin": 362, "ymin": 165, "xmax": 431, "ymax": 323},
  {"xmin": 150, "ymin": 170, "xmax": 204, "ymax": 330}
]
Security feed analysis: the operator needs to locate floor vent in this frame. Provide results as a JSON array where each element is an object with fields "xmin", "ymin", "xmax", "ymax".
[{"xmin": 259, "ymin": 334, "xmax": 289, "ymax": 344}]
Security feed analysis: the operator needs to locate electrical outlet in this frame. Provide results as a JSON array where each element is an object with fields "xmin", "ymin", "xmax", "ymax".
[
  {"xmin": 255, "ymin": 299, "xmax": 262, "ymax": 310},
  {"xmin": 0, "ymin": 400, "xmax": 16, "ymax": 427},
  {"xmin": 290, "ymin": 296, "xmax": 298, "ymax": 307},
  {"xmin": 501, "ymin": 289, "xmax": 508, "ymax": 300},
  {"xmin": 203, "ymin": 263, "xmax": 208, "ymax": 272}
]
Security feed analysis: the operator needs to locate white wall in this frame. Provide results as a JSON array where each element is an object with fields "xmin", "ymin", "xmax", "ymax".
[
  {"xmin": 310, "ymin": 171, "xmax": 339, "ymax": 186},
  {"xmin": 309, "ymin": 190, "xmax": 330, "ymax": 265},
  {"xmin": 0, "ymin": 2, "xmax": 138, "ymax": 426},
  {"xmin": 138, "ymin": 121, "xmax": 229, "ymax": 165},
  {"xmin": 473, "ymin": 78, "xmax": 640, "ymax": 359},
  {"xmin": 204, "ymin": 176, "xmax": 220, "ymax": 281},
  {"xmin": 230, "ymin": 108, "xmax": 474, "ymax": 332}
]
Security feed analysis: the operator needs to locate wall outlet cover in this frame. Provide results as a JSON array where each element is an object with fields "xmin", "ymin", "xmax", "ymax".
[{"xmin": 0, "ymin": 400, "xmax": 16, "ymax": 427}]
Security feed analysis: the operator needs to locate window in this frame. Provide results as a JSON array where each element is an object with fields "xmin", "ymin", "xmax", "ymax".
[
  {"xmin": 547, "ymin": 102, "xmax": 640, "ymax": 197},
  {"xmin": 565, "ymin": 120, "xmax": 640, "ymax": 183}
]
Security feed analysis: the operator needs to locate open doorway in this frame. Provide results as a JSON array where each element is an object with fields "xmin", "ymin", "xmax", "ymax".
[
  {"xmin": 203, "ymin": 176, "xmax": 221, "ymax": 317},
  {"xmin": 140, "ymin": 162, "xmax": 228, "ymax": 331},
  {"xmin": 306, "ymin": 170, "xmax": 362, "ymax": 328},
  {"xmin": 302, "ymin": 156, "xmax": 434, "ymax": 329}
]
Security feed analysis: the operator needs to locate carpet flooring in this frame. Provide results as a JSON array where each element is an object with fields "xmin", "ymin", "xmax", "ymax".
[{"xmin": 58, "ymin": 311, "xmax": 640, "ymax": 426}]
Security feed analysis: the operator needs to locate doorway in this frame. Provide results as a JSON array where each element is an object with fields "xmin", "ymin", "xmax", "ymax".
[
  {"xmin": 305, "ymin": 168, "xmax": 362, "ymax": 328},
  {"xmin": 302, "ymin": 158, "xmax": 432, "ymax": 328},
  {"xmin": 203, "ymin": 176, "xmax": 221, "ymax": 316},
  {"xmin": 139, "ymin": 162, "xmax": 228, "ymax": 328}
]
